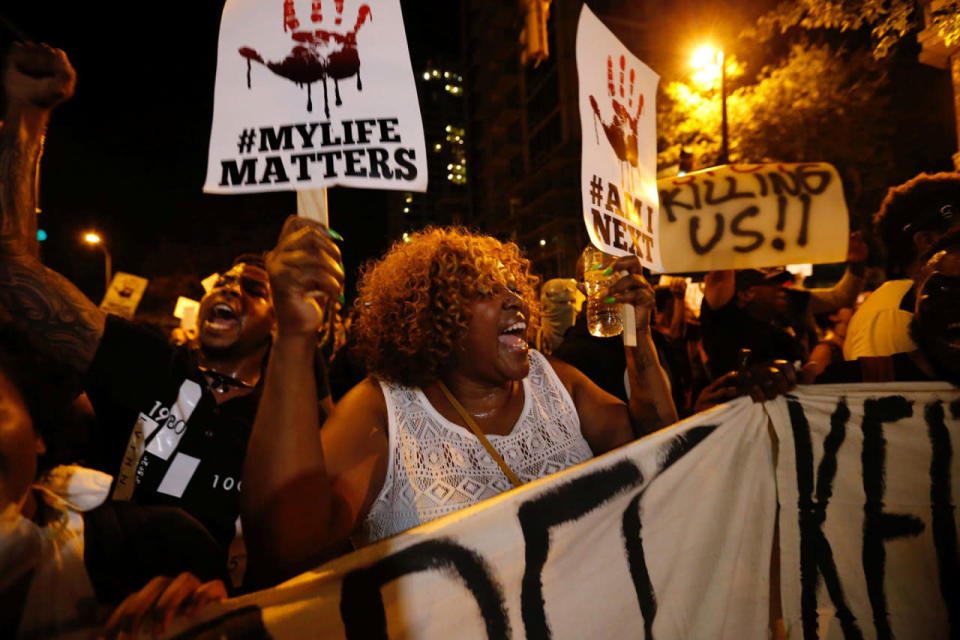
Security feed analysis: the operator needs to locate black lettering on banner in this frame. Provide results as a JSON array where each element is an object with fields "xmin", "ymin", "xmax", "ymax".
[
  {"xmin": 861, "ymin": 396, "xmax": 924, "ymax": 640},
  {"xmin": 258, "ymin": 124, "xmax": 295, "ymax": 152},
  {"xmin": 394, "ymin": 148, "xmax": 418, "ymax": 181},
  {"xmin": 320, "ymin": 121, "xmax": 343, "ymax": 147},
  {"xmin": 768, "ymin": 171, "xmax": 802, "ymax": 197},
  {"xmin": 730, "ymin": 206, "xmax": 764, "ymax": 253},
  {"xmin": 295, "ymin": 122, "xmax": 319, "ymax": 148},
  {"xmin": 929, "ymin": 401, "xmax": 959, "ymax": 636},
  {"xmin": 654, "ymin": 424, "xmax": 717, "ymax": 472},
  {"xmin": 606, "ymin": 182, "xmax": 623, "ymax": 215},
  {"xmin": 592, "ymin": 208, "xmax": 612, "ymax": 245},
  {"xmin": 367, "ymin": 148, "xmax": 393, "ymax": 178},
  {"xmin": 621, "ymin": 425, "xmax": 719, "ymax": 640},
  {"xmin": 355, "ymin": 119, "xmax": 377, "ymax": 144},
  {"xmin": 378, "ymin": 117, "xmax": 401, "ymax": 143},
  {"xmin": 518, "ymin": 460, "xmax": 644, "ymax": 640},
  {"xmin": 797, "ymin": 164, "xmax": 832, "ymax": 195},
  {"xmin": 316, "ymin": 150, "xmax": 343, "ymax": 178},
  {"xmin": 220, "ymin": 158, "xmax": 258, "ymax": 186},
  {"xmin": 612, "ymin": 217, "xmax": 627, "ymax": 251},
  {"xmin": 621, "ymin": 493, "xmax": 656, "ymax": 640},
  {"xmin": 290, "ymin": 152, "xmax": 315, "ymax": 180},
  {"xmin": 689, "ymin": 213, "xmax": 724, "ymax": 255},
  {"xmin": 660, "ymin": 186, "xmax": 698, "ymax": 223},
  {"xmin": 340, "ymin": 539, "xmax": 510, "ymax": 640},
  {"xmin": 755, "ymin": 173, "xmax": 768, "ymax": 197},
  {"xmin": 704, "ymin": 177, "xmax": 753, "ymax": 205},
  {"xmin": 788, "ymin": 398, "xmax": 863, "ymax": 640},
  {"xmin": 343, "ymin": 149, "xmax": 367, "ymax": 177},
  {"xmin": 260, "ymin": 156, "xmax": 289, "ymax": 184}
]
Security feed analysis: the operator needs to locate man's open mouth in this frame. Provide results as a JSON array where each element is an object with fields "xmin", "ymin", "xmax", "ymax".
[{"xmin": 206, "ymin": 303, "xmax": 240, "ymax": 331}]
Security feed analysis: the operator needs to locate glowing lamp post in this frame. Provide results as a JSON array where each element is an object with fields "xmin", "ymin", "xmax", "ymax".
[
  {"xmin": 691, "ymin": 45, "xmax": 729, "ymax": 165},
  {"xmin": 82, "ymin": 231, "xmax": 112, "ymax": 290}
]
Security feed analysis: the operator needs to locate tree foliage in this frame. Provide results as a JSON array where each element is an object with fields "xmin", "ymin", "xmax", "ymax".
[
  {"xmin": 750, "ymin": 0, "xmax": 960, "ymax": 58},
  {"xmin": 657, "ymin": 42, "xmax": 895, "ymax": 218}
]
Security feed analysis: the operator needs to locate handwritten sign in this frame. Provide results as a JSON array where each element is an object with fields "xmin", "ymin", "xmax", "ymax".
[
  {"xmin": 576, "ymin": 5, "xmax": 661, "ymax": 269},
  {"xmin": 204, "ymin": 0, "xmax": 427, "ymax": 194},
  {"xmin": 657, "ymin": 163, "xmax": 849, "ymax": 272},
  {"xmin": 163, "ymin": 383, "xmax": 959, "ymax": 640},
  {"xmin": 99, "ymin": 272, "xmax": 148, "ymax": 319}
]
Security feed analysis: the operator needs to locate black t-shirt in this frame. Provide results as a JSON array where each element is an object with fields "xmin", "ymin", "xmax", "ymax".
[
  {"xmin": 83, "ymin": 316, "xmax": 329, "ymax": 554},
  {"xmin": 700, "ymin": 290, "xmax": 811, "ymax": 379}
]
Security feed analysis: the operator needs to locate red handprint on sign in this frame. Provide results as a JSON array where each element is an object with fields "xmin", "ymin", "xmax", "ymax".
[
  {"xmin": 588, "ymin": 55, "xmax": 644, "ymax": 168},
  {"xmin": 239, "ymin": 0, "xmax": 372, "ymax": 116}
]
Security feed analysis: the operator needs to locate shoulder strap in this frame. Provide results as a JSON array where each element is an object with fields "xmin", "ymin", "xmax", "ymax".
[{"xmin": 436, "ymin": 381, "xmax": 523, "ymax": 488}]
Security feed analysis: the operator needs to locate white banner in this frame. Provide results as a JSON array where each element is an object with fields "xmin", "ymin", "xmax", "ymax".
[
  {"xmin": 770, "ymin": 383, "xmax": 960, "ymax": 640},
  {"xmin": 577, "ymin": 5, "xmax": 661, "ymax": 270},
  {"xmin": 157, "ymin": 383, "xmax": 960, "ymax": 639},
  {"xmin": 656, "ymin": 163, "xmax": 849, "ymax": 272},
  {"xmin": 204, "ymin": 0, "xmax": 427, "ymax": 194}
]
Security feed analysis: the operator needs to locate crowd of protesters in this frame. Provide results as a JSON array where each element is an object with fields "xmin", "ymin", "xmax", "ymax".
[{"xmin": 2, "ymin": 41, "xmax": 960, "ymax": 639}]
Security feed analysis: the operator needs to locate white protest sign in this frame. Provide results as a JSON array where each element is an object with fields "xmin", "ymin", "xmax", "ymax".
[
  {"xmin": 577, "ymin": 5, "xmax": 660, "ymax": 270},
  {"xmin": 204, "ymin": 0, "xmax": 427, "ymax": 194},
  {"xmin": 657, "ymin": 163, "xmax": 849, "ymax": 272},
  {"xmin": 99, "ymin": 272, "xmax": 148, "ymax": 319},
  {"xmin": 173, "ymin": 296, "xmax": 200, "ymax": 333}
]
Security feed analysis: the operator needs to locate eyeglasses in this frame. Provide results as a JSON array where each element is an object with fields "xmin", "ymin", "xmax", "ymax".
[{"xmin": 903, "ymin": 204, "xmax": 958, "ymax": 234}]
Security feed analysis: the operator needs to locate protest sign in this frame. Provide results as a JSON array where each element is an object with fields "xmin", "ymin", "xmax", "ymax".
[
  {"xmin": 162, "ymin": 383, "xmax": 958, "ymax": 639},
  {"xmin": 657, "ymin": 163, "xmax": 849, "ymax": 273},
  {"xmin": 204, "ymin": 0, "xmax": 427, "ymax": 194},
  {"xmin": 577, "ymin": 5, "xmax": 661, "ymax": 270},
  {"xmin": 173, "ymin": 296, "xmax": 200, "ymax": 333},
  {"xmin": 98, "ymin": 272, "xmax": 148, "ymax": 319}
]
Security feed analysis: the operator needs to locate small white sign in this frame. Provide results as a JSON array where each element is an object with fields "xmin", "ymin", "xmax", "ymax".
[
  {"xmin": 99, "ymin": 272, "xmax": 149, "ymax": 319},
  {"xmin": 204, "ymin": 0, "xmax": 427, "ymax": 194},
  {"xmin": 577, "ymin": 5, "xmax": 660, "ymax": 269}
]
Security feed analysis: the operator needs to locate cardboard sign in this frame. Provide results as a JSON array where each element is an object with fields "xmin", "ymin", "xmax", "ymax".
[
  {"xmin": 657, "ymin": 163, "xmax": 849, "ymax": 272},
  {"xmin": 99, "ymin": 272, "xmax": 148, "ymax": 319},
  {"xmin": 577, "ymin": 5, "xmax": 661, "ymax": 269},
  {"xmin": 204, "ymin": 0, "xmax": 427, "ymax": 194},
  {"xmin": 161, "ymin": 383, "xmax": 960, "ymax": 640},
  {"xmin": 173, "ymin": 296, "xmax": 200, "ymax": 333}
]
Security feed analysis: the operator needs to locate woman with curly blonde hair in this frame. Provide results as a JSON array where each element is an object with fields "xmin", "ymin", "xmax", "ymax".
[{"xmin": 242, "ymin": 224, "xmax": 678, "ymax": 585}]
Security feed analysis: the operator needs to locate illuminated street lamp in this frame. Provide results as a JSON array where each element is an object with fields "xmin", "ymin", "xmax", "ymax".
[
  {"xmin": 82, "ymin": 231, "xmax": 112, "ymax": 290},
  {"xmin": 691, "ymin": 45, "xmax": 729, "ymax": 165}
]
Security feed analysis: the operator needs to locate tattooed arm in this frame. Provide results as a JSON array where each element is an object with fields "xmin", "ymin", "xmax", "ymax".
[{"xmin": 0, "ymin": 43, "xmax": 103, "ymax": 375}]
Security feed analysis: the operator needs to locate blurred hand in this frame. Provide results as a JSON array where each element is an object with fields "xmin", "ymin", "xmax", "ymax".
[
  {"xmin": 694, "ymin": 359, "xmax": 797, "ymax": 413},
  {"xmin": 3, "ymin": 42, "xmax": 75, "ymax": 111},
  {"xmin": 101, "ymin": 573, "xmax": 226, "ymax": 639},
  {"xmin": 265, "ymin": 215, "xmax": 344, "ymax": 338},
  {"xmin": 669, "ymin": 279, "xmax": 687, "ymax": 299},
  {"xmin": 602, "ymin": 255, "xmax": 654, "ymax": 332},
  {"xmin": 846, "ymin": 231, "xmax": 868, "ymax": 264}
]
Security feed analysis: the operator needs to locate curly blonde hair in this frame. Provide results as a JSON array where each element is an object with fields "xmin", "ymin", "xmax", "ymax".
[{"xmin": 353, "ymin": 227, "xmax": 540, "ymax": 387}]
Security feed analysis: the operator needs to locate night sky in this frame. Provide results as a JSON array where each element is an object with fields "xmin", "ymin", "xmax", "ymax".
[{"xmin": 2, "ymin": 2, "xmax": 459, "ymax": 305}]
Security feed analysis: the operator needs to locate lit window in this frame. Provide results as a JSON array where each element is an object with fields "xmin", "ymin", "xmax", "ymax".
[
  {"xmin": 539, "ymin": 239, "xmax": 546, "ymax": 246},
  {"xmin": 422, "ymin": 71, "xmax": 430, "ymax": 81},
  {"xmin": 433, "ymin": 143, "xmax": 442, "ymax": 152}
]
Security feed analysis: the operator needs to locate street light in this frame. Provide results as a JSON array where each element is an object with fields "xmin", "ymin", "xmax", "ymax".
[
  {"xmin": 691, "ymin": 44, "xmax": 729, "ymax": 165},
  {"xmin": 82, "ymin": 231, "xmax": 112, "ymax": 290}
]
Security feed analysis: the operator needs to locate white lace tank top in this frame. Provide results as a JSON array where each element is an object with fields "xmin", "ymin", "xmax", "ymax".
[{"xmin": 353, "ymin": 350, "xmax": 594, "ymax": 545}]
